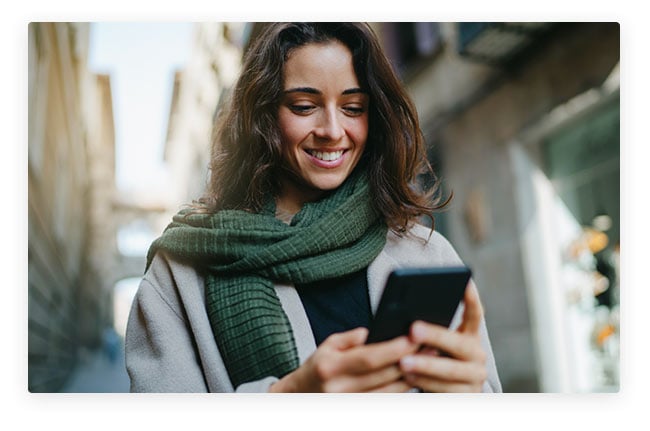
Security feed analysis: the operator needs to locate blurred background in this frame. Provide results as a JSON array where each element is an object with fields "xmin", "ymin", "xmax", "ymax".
[{"xmin": 27, "ymin": 22, "xmax": 620, "ymax": 393}]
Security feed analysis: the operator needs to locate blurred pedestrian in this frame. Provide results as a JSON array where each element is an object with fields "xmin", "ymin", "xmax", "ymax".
[{"xmin": 125, "ymin": 22, "xmax": 501, "ymax": 393}]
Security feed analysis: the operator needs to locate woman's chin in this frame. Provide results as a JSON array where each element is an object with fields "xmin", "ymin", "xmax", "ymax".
[{"xmin": 307, "ymin": 176, "xmax": 347, "ymax": 193}]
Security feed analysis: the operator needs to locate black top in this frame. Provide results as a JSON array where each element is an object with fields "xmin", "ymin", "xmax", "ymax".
[{"xmin": 295, "ymin": 268, "xmax": 372, "ymax": 346}]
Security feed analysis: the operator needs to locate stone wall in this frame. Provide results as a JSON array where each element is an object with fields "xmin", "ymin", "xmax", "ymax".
[{"xmin": 28, "ymin": 22, "xmax": 117, "ymax": 392}]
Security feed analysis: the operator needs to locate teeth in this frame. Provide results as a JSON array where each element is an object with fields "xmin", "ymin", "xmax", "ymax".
[{"xmin": 308, "ymin": 150, "xmax": 344, "ymax": 161}]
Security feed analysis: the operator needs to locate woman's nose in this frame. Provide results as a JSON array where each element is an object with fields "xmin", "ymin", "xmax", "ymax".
[{"xmin": 313, "ymin": 108, "xmax": 345, "ymax": 141}]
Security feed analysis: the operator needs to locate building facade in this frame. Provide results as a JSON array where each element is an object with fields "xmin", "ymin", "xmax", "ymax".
[
  {"xmin": 375, "ymin": 22, "xmax": 620, "ymax": 392},
  {"xmin": 28, "ymin": 22, "xmax": 119, "ymax": 392},
  {"xmin": 161, "ymin": 23, "xmax": 245, "ymax": 216}
]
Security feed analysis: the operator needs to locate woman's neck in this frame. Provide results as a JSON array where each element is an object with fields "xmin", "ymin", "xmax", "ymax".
[{"xmin": 275, "ymin": 178, "xmax": 325, "ymax": 222}]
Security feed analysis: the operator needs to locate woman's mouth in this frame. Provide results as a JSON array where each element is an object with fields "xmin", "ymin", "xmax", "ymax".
[
  {"xmin": 305, "ymin": 149, "xmax": 344, "ymax": 162},
  {"xmin": 304, "ymin": 149, "xmax": 347, "ymax": 168}
]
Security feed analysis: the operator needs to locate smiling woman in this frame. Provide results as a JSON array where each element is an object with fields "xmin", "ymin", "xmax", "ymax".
[
  {"xmin": 276, "ymin": 40, "xmax": 369, "ymax": 215},
  {"xmin": 194, "ymin": 23, "xmax": 444, "ymax": 233},
  {"xmin": 125, "ymin": 23, "xmax": 502, "ymax": 393}
]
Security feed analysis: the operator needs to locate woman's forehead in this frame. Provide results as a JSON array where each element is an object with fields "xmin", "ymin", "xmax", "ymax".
[{"xmin": 283, "ymin": 41, "xmax": 360, "ymax": 91}]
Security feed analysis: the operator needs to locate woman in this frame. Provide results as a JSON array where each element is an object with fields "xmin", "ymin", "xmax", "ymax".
[{"xmin": 125, "ymin": 22, "xmax": 501, "ymax": 393}]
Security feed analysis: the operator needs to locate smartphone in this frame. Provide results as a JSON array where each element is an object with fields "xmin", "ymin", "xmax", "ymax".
[{"xmin": 365, "ymin": 266, "xmax": 471, "ymax": 344}]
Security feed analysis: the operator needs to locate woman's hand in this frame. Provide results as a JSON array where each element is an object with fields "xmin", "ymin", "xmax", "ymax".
[
  {"xmin": 269, "ymin": 327, "xmax": 418, "ymax": 392},
  {"xmin": 399, "ymin": 283, "xmax": 488, "ymax": 392}
]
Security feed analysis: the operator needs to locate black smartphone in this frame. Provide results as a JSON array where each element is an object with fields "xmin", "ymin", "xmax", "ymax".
[{"xmin": 365, "ymin": 266, "xmax": 471, "ymax": 344}]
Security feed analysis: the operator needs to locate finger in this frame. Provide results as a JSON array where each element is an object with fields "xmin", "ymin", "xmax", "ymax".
[
  {"xmin": 458, "ymin": 281, "xmax": 483, "ymax": 334},
  {"xmin": 324, "ymin": 365, "xmax": 403, "ymax": 392},
  {"xmin": 403, "ymin": 373, "xmax": 480, "ymax": 393},
  {"xmin": 419, "ymin": 346, "xmax": 441, "ymax": 356},
  {"xmin": 324, "ymin": 327, "xmax": 369, "ymax": 351},
  {"xmin": 341, "ymin": 336, "xmax": 418, "ymax": 374},
  {"xmin": 400, "ymin": 354, "xmax": 487, "ymax": 383},
  {"xmin": 410, "ymin": 321, "xmax": 485, "ymax": 361}
]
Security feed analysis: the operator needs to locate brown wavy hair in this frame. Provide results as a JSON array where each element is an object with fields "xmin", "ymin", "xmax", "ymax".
[{"xmin": 195, "ymin": 22, "xmax": 449, "ymax": 233}]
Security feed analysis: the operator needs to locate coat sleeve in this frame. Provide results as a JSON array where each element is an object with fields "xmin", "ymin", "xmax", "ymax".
[
  {"xmin": 125, "ymin": 276, "xmax": 210, "ymax": 392},
  {"xmin": 479, "ymin": 317, "xmax": 502, "ymax": 393}
]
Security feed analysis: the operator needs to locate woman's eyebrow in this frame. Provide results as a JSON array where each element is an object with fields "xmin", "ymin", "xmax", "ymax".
[
  {"xmin": 283, "ymin": 87, "xmax": 367, "ymax": 95},
  {"xmin": 284, "ymin": 87, "xmax": 321, "ymax": 95},
  {"xmin": 341, "ymin": 88, "xmax": 367, "ymax": 95}
]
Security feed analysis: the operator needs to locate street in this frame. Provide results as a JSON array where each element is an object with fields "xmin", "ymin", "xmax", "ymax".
[{"xmin": 60, "ymin": 340, "xmax": 130, "ymax": 393}]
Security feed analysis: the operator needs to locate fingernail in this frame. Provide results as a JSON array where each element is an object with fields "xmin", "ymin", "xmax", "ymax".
[
  {"xmin": 401, "ymin": 355, "xmax": 416, "ymax": 371},
  {"xmin": 412, "ymin": 321, "xmax": 426, "ymax": 340}
]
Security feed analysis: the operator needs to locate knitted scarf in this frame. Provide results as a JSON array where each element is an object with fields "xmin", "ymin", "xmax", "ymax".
[{"xmin": 145, "ymin": 170, "xmax": 387, "ymax": 388}]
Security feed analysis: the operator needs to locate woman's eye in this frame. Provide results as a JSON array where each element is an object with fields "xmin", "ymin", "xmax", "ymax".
[
  {"xmin": 343, "ymin": 106, "xmax": 366, "ymax": 115},
  {"xmin": 290, "ymin": 105, "xmax": 315, "ymax": 114}
]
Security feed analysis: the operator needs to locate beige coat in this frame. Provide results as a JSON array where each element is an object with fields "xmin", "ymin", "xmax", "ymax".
[{"xmin": 125, "ymin": 224, "xmax": 502, "ymax": 392}]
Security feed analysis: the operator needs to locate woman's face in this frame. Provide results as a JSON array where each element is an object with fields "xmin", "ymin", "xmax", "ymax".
[{"xmin": 276, "ymin": 40, "xmax": 369, "ymax": 211}]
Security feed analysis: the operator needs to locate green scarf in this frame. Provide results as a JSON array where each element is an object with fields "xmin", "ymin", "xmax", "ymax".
[{"xmin": 145, "ymin": 170, "xmax": 388, "ymax": 388}]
